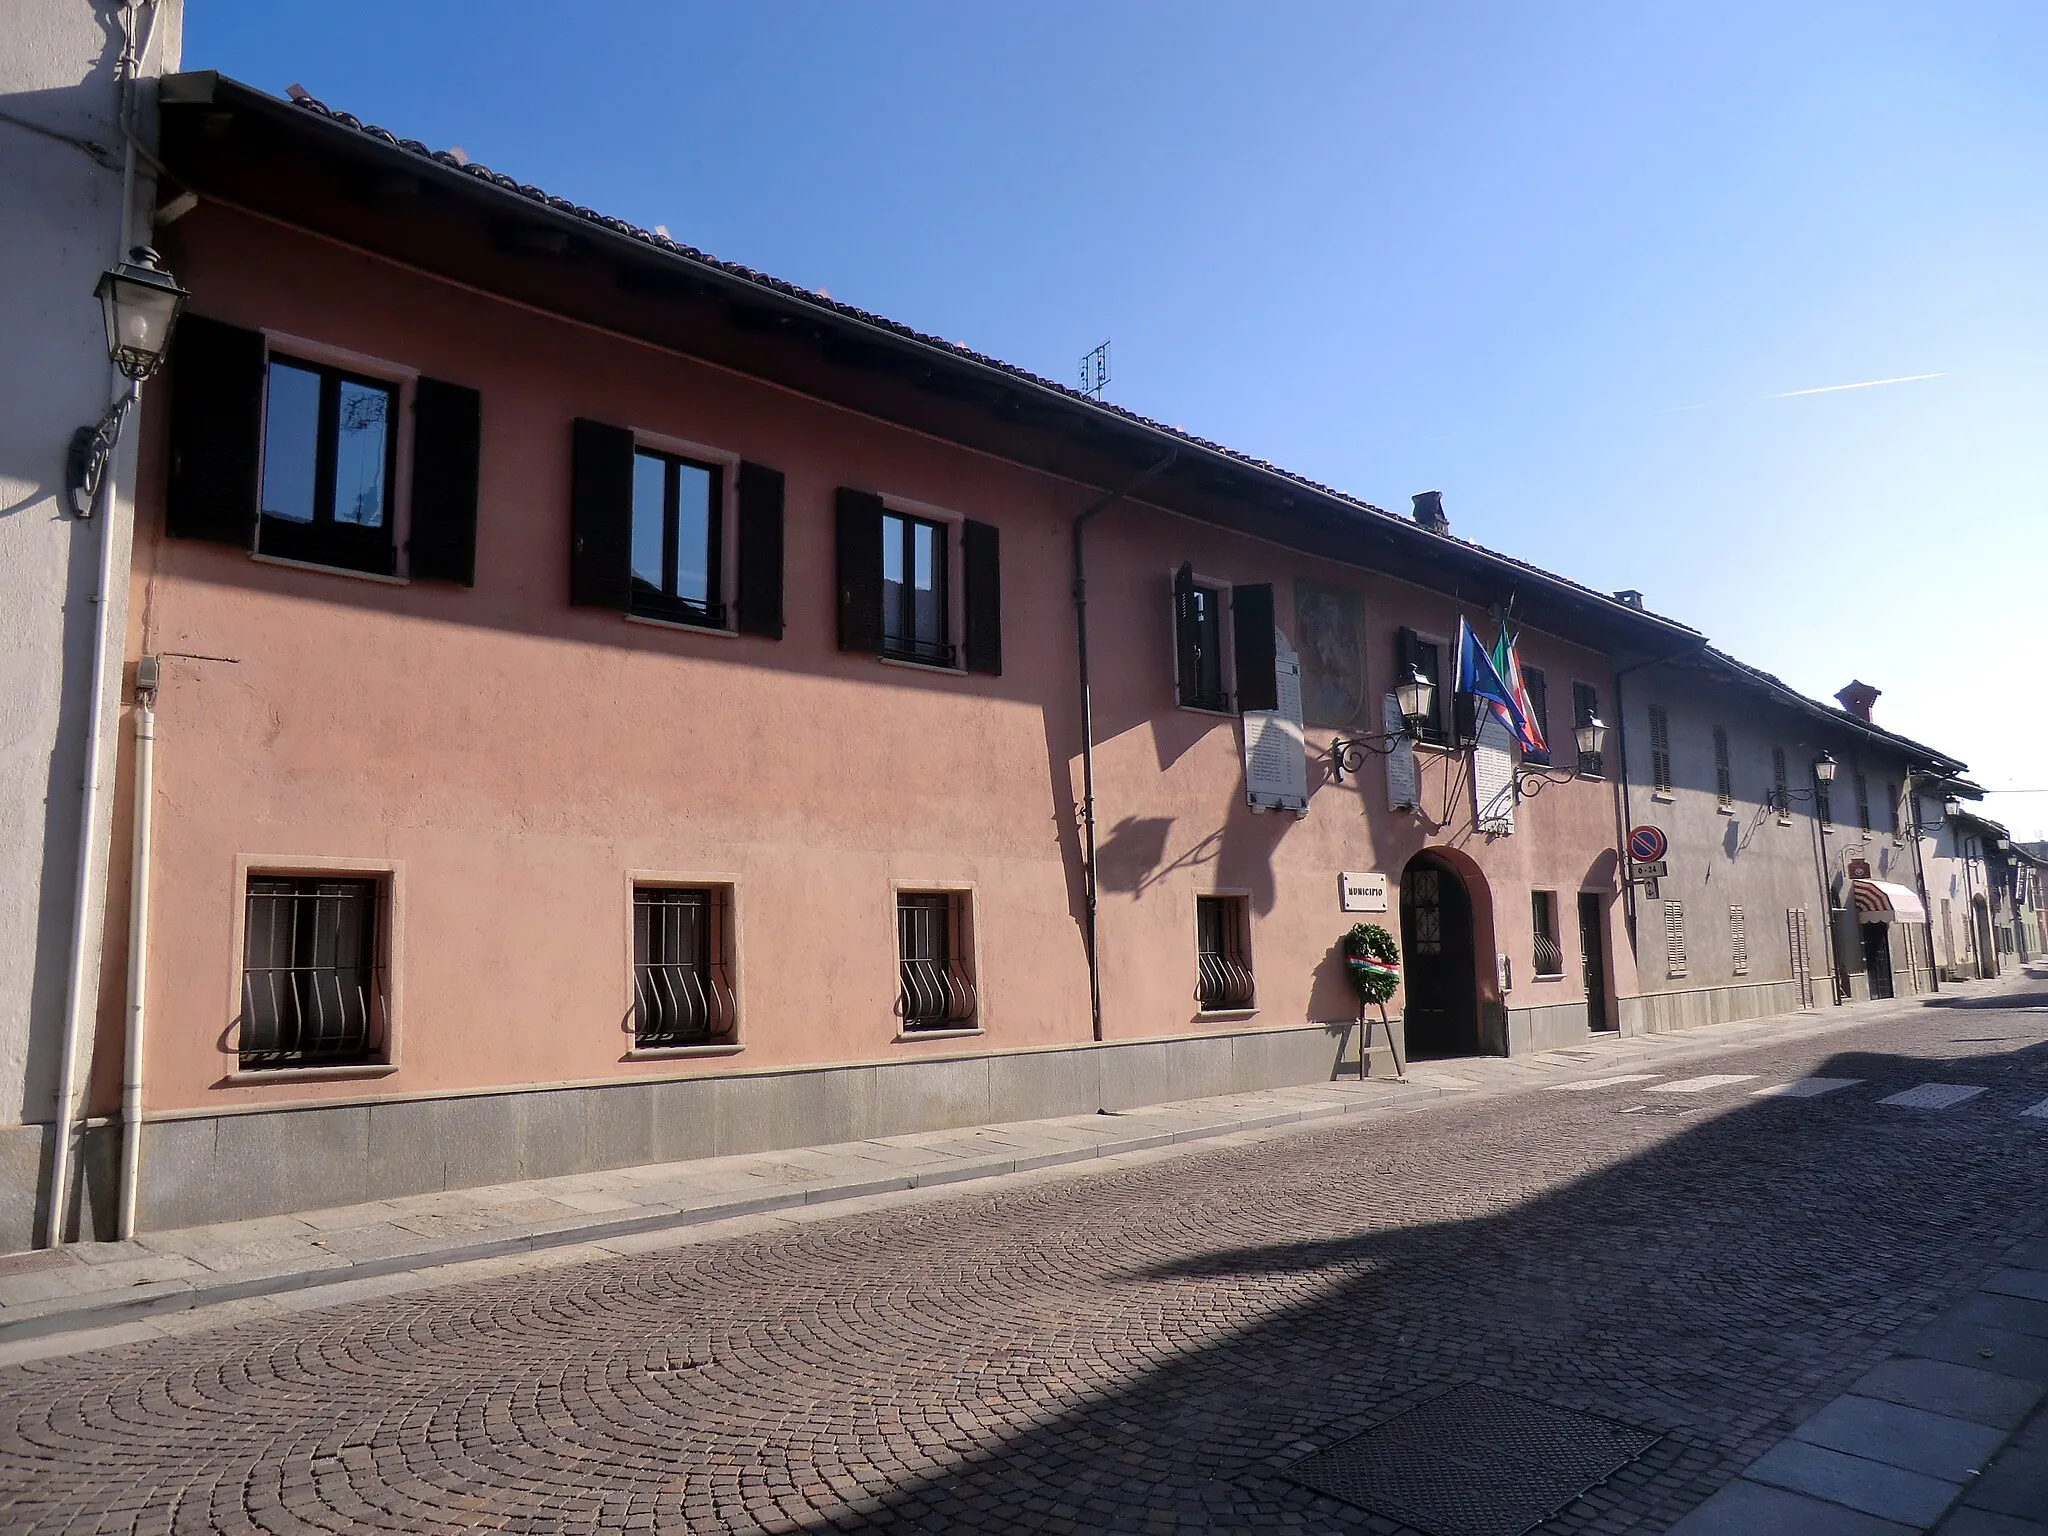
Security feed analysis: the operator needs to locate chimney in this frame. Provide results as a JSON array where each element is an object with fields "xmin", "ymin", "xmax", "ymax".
[
  {"xmin": 1411, "ymin": 491, "xmax": 1449, "ymax": 535},
  {"xmin": 1835, "ymin": 680, "xmax": 1881, "ymax": 722},
  {"xmin": 1613, "ymin": 589, "xmax": 1645, "ymax": 610}
]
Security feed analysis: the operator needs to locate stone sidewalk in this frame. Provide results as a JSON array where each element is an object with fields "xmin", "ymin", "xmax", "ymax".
[
  {"xmin": 0, "ymin": 975, "xmax": 2019, "ymax": 1356},
  {"xmin": 1669, "ymin": 1229, "xmax": 2048, "ymax": 1536}
]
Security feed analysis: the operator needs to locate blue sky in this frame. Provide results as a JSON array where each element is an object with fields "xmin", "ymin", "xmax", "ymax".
[{"xmin": 186, "ymin": 2, "xmax": 2048, "ymax": 836}]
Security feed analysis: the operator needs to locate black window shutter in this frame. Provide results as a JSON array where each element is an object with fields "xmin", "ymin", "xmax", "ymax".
[
  {"xmin": 164, "ymin": 314, "xmax": 265, "ymax": 545},
  {"xmin": 569, "ymin": 417, "xmax": 634, "ymax": 608},
  {"xmin": 1172, "ymin": 563, "xmax": 1200, "ymax": 703},
  {"xmin": 409, "ymin": 377, "xmax": 481, "ymax": 585},
  {"xmin": 1395, "ymin": 626, "xmax": 1420, "ymax": 685},
  {"xmin": 962, "ymin": 518, "xmax": 1001, "ymax": 675},
  {"xmin": 1232, "ymin": 583, "xmax": 1277, "ymax": 713},
  {"xmin": 835, "ymin": 488, "xmax": 885, "ymax": 653},
  {"xmin": 735, "ymin": 460, "xmax": 785, "ymax": 638}
]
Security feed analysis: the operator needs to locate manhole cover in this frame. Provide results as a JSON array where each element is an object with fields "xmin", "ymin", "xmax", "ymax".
[{"xmin": 1284, "ymin": 1384, "xmax": 1660, "ymax": 1536}]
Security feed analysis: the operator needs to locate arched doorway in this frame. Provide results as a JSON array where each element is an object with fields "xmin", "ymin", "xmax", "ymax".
[{"xmin": 1400, "ymin": 852, "xmax": 1480, "ymax": 1058}]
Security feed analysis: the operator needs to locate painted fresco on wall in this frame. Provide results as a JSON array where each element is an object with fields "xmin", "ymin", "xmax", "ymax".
[{"xmin": 1294, "ymin": 579, "xmax": 1368, "ymax": 728}]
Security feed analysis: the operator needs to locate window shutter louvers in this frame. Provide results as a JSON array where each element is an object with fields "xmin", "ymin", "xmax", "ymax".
[
  {"xmin": 1173, "ymin": 563, "xmax": 1200, "ymax": 702},
  {"xmin": 1231, "ymin": 583, "xmax": 1277, "ymax": 713},
  {"xmin": 735, "ymin": 460, "xmax": 785, "ymax": 638},
  {"xmin": 408, "ymin": 377, "xmax": 481, "ymax": 585},
  {"xmin": 568, "ymin": 417, "xmax": 634, "ymax": 608},
  {"xmin": 961, "ymin": 518, "xmax": 1001, "ymax": 675},
  {"xmin": 834, "ymin": 487, "xmax": 885, "ymax": 653},
  {"xmin": 164, "ymin": 314, "xmax": 265, "ymax": 545}
]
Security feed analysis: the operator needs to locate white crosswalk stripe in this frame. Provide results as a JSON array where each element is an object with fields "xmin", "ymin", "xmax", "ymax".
[
  {"xmin": 2021, "ymin": 1097, "xmax": 2048, "ymax": 1120},
  {"xmin": 1878, "ymin": 1083, "xmax": 1985, "ymax": 1110},
  {"xmin": 1545, "ymin": 1074, "xmax": 1662, "ymax": 1092},
  {"xmin": 1647, "ymin": 1074, "xmax": 1759, "ymax": 1094},
  {"xmin": 1751, "ymin": 1078, "xmax": 1862, "ymax": 1099}
]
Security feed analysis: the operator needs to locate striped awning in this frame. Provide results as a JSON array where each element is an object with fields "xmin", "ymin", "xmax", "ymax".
[{"xmin": 1851, "ymin": 879, "xmax": 1926, "ymax": 924}]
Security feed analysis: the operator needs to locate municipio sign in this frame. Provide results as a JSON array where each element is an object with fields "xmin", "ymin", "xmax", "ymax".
[
  {"xmin": 1341, "ymin": 871, "xmax": 1389, "ymax": 913},
  {"xmin": 1628, "ymin": 825, "xmax": 1669, "ymax": 864}
]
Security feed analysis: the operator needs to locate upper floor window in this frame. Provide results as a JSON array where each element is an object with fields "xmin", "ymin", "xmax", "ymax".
[
  {"xmin": 834, "ymin": 489, "xmax": 1000, "ymax": 675},
  {"xmin": 571, "ymin": 418, "xmax": 786, "ymax": 637},
  {"xmin": 1854, "ymin": 770, "xmax": 1872, "ymax": 832},
  {"xmin": 165, "ymin": 316, "xmax": 482, "ymax": 584},
  {"xmin": 629, "ymin": 449, "xmax": 725, "ymax": 628},
  {"xmin": 1523, "ymin": 667, "xmax": 1551, "ymax": 766},
  {"xmin": 1572, "ymin": 682, "xmax": 1605, "ymax": 778},
  {"xmin": 882, "ymin": 510, "xmax": 950, "ymax": 664},
  {"xmin": 1713, "ymin": 725, "xmax": 1733, "ymax": 808},
  {"xmin": 1887, "ymin": 782, "xmax": 1901, "ymax": 835},
  {"xmin": 1400, "ymin": 629, "xmax": 1448, "ymax": 745},
  {"xmin": 258, "ymin": 356, "xmax": 398, "ymax": 575},
  {"xmin": 1772, "ymin": 746, "xmax": 1790, "ymax": 817},
  {"xmin": 1647, "ymin": 704, "xmax": 1674, "ymax": 794},
  {"xmin": 1173, "ymin": 566, "xmax": 1231, "ymax": 711}
]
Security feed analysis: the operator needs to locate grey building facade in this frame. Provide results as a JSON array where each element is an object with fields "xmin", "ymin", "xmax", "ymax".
[{"xmin": 1611, "ymin": 651, "xmax": 1963, "ymax": 1033}]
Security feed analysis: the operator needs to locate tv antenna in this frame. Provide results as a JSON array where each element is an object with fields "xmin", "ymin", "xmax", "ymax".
[{"xmin": 1079, "ymin": 340, "xmax": 1110, "ymax": 399}]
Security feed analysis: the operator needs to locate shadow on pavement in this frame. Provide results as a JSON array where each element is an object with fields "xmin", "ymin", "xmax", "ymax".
[{"xmin": 788, "ymin": 1006, "xmax": 2048, "ymax": 1533}]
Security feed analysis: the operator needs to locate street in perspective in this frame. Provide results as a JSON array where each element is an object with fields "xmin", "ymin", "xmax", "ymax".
[{"xmin": 5, "ymin": 2, "xmax": 2047, "ymax": 1533}]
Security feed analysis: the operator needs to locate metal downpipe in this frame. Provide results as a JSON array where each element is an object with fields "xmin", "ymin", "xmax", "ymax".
[
  {"xmin": 1071, "ymin": 451, "xmax": 1176, "ymax": 1041},
  {"xmin": 117, "ymin": 673, "xmax": 156, "ymax": 1240}
]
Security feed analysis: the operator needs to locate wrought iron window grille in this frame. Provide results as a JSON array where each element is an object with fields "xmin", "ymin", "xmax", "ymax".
[
  {"xmin": 1531, "ymin": 892, "xmax": 1565, "ymax": 978},
  {"xmin": 897, "ymin": 893, "xmax": 977, "ymax": 1031},
  {"xmin": 238, "ymin": 877, "xmax": 387, "ymax": 1069},
  {"xmin": 1195, "ymin": 896, "xmax": 1256, "ymax": 1012},
  {"xmin": 632, "ymin": 887, "xmax": 737, "ymax": 1047}
]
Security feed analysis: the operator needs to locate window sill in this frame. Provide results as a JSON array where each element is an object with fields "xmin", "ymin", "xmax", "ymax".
[
  {"xmin": 1716, "ymin": 803, "xmax": 1737, "ymax": 816},
  {"xmin": 1176, "ymin": 701, "xmax": 1237, "ymax": 720},
  {"xmin": 1531, "ymin": 971, "xmax": 1567, "ymax": 982},
  {"xmin": 1412, "ymin": 739, "xmax": 1460, "ymax": 757},
  {"xmin": 624, "ymin": 1042, "xmax": 743, "ymax": 1061},
  {"xmin": 250, "ymin": 551, "xmax": 408, "ymax": 586},
  {"xmin": 225, "ymin": 1062, "xmax": 398, "ymax": 1086},
  {"xmin": 624, "ymin": 612, "xmax": 739, "ymax": 640},
  {"xmin": 1195, "ymin": 1007, "xmax": 1259, "ymax": 1022},
  {"xmin": 1650, "ymin": 791, "xmax": 1676, "ymax": 804},
  {"xmin": 878, "ymin": 653, "xmax": 965, "ymax": 678},
  {"xmin": 1777, "ymin": 816, "xmax": 1794, "ymax": 827},
  {"xmin": 895, "ymin": 1026, "xmax": 982, "ymax": 1043}
]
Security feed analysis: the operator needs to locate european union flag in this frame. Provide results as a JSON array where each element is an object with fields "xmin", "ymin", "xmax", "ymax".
[{"xmin": 1455, "ymin": 618, "xmax": 1525, "ymax": 741}]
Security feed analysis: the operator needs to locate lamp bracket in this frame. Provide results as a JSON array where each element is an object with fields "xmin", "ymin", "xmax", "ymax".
[{"xmin": 67, "ymin": 386, "xmax": 136, "ymax": 519}]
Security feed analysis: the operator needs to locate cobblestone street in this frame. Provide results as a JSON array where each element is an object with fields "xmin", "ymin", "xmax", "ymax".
[{"xmin": 5, "ymin": 982, "xmax": 2047, "ymax": 1534}]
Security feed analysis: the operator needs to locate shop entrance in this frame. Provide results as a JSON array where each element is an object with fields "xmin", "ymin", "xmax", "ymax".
[
  {"xmin": 1400, "ymin": 853, "xmax": 1479, "ymax": 1058},
  {"xmin": 1860, "ymin": 922, "xmax": 1895, "ymax": 1001}
]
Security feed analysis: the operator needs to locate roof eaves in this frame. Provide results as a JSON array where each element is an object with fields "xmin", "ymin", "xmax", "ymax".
[
  {"xmin": 167, "ymin": 72, "xmax": 1701, "ymax": 648},
  {"xmin": 1695, "ymin": 648, "xmax": 1967, "ymax": 773}
]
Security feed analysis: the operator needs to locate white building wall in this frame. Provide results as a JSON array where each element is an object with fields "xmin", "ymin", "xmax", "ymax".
[{"xmin": 0, "ymin": 0, "xmax": 181, "ymax": 1248}]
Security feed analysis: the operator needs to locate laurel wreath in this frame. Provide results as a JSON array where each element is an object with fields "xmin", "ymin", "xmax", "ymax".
[{"xmin": 1342, "ymin": 922, "xmax": 1401, "ymax": 1006}]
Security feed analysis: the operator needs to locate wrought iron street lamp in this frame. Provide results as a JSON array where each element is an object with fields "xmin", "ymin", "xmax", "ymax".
[
  {"xmin": 69, "ymin": 247, "xmax": 187, "ymax": 517},
  {"xmin": 1812, "ymin": 751, "xmax": 1838, "ymax": 786},
  {"xmin": 1512, "ymin": 714, "xmax": 1607, "ymax": 800},
  {"xmin": 1329, "ymin": 668, "xmax": 1435, "ymax": 782}
]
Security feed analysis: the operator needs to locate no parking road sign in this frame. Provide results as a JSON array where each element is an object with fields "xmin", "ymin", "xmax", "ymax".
[{"xmin": 1628, "ymin": 825, "xmax": 1668, "ymax": 864}]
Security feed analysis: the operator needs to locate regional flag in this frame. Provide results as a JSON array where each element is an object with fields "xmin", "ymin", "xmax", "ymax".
[{"xmin": 1490, "ymin": 628, "xmax": 1548, "ymax": 757}]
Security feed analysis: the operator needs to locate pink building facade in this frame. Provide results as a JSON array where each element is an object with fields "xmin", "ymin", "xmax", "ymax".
[{"xmin": 67, "ymin": 76, "xmax": 1696, "ymax": 1235}]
